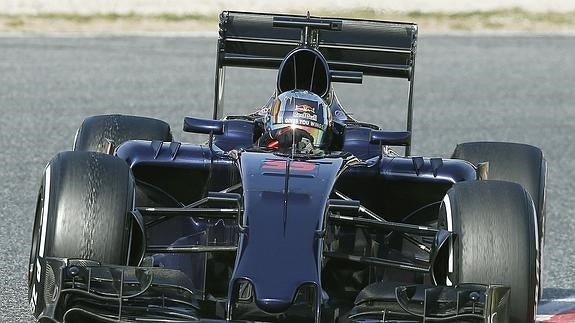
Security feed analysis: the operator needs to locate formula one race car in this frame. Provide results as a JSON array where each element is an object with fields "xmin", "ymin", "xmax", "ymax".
[{"xmin": 28, "ymin": 11, "xmax": 546, "ymax": 323}]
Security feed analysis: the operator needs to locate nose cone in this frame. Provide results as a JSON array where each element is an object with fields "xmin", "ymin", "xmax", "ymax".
[
  {"xmin": 255, "ymin": 298, "xmax": 293, "ymax": 313},
  {"xmin": 231, "ymin": 152, "xmax": 344, "ymax": 316}
]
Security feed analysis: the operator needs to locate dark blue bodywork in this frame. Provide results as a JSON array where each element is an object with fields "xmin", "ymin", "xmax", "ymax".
[
  {"xmin": 229, "ymin": 152, "xmax": 343, "ymax": 313},
  {"xmin": 114, "ymin": 133, "xmax": 477, "ymax": 318}
]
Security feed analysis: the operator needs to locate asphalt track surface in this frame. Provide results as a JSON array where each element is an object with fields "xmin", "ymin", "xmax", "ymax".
[{"xmin": 0, "ymin": 35, "xmax": 574, "ymax": 321}]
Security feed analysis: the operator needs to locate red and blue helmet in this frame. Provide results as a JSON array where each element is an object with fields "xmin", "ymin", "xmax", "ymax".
[{"xmin": 264, "ymin": 89, "xmax": 332, "ymax": 150}]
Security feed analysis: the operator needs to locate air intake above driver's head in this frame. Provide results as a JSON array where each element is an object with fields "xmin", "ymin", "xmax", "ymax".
[{"xmin": 277, "ymin": 48, "xmax": 331, "ymax": 99}]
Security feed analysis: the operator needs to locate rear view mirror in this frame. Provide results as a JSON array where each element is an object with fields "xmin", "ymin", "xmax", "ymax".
[
  {"xmin": 369, "ymin": 130, "xmax": 411, "ymax": 146},
  {"xmin": 183, "ymin": 117, "xmax": 224, "ymax": 135}
]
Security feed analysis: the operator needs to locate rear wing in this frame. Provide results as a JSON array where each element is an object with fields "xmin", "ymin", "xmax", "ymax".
[{"xmin": 213, "ymin": 11, "xmax": 418, "ymax": 155}]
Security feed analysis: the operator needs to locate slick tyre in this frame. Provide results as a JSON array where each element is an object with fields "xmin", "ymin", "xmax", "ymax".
[
  {"xmin": 28, "ymin": 151, "xmax": 135, "ymax": 317},
  {"xmin": 438, "ymin": 181, "xmax": 538, "ymax": 323},
  {"xmin": 452, "ymin": 141, "xmax": 546, "ymax": 300},
  {"xmin": 452, "ymin": 142, "xmax": 546, "ymax": 253},
  {"xmin": 73, "ymin": 114, "xmax": 173, "ymax": 153}
]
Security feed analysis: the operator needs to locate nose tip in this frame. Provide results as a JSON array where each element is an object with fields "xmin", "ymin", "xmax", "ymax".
[{"xmin": 255, "ymin": 298, "xmax": 293, "ymax": 313}]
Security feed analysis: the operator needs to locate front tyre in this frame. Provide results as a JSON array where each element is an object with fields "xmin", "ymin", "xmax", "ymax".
[
  {"xmin": 452, "ymin": 141, "xmax": 546, "ymax": 301},
  {"xmin": 451, "ymin": 142, "xmax": 546, "ymax": 254},
  {"xmin": 28, "ymin": 151, "xmax": 135, "ymax": 318},
  {"xmin": 438, "ymin": 180, "xmax": 538, "ymax": 323}
]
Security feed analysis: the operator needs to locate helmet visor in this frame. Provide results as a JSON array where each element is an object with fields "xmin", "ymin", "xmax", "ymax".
[{"xmin": 269, "ymin": 94, "xmax": 329, "ymax": 148}]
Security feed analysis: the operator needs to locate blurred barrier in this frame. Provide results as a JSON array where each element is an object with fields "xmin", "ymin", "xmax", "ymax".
[{"xmin": 2, "ymin": 0, "xmax": 575, "ymax": 15}]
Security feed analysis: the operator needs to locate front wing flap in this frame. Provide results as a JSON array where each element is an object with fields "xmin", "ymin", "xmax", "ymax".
[
  {"xmin": 33, "ymin": 257, "xmax": 202, "ymax": 322},
  {"xmin": 347, "ymin": 283, "xmax": 509, "ymax": 322}
]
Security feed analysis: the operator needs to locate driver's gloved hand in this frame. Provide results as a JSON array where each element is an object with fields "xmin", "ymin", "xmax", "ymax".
[
  {"xmin": 276, "ymin": 128, "xmax": 314, "ymax": 152},
  {"xmin": 257, "ymin": 127, "xmax": 315, "ymax": 153},
  {"xmin": 296, "ymin": 137, "xmax": 314, "ymax": 154}
]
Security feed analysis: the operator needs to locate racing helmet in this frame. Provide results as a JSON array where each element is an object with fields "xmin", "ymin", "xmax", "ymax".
[{"xmin": 261, "ymin": 89, "xmax": 332, "ymax": 152}]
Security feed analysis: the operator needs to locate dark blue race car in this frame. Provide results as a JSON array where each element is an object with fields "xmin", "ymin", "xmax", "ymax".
[{"xmin": 28, "ymin": 11, "xmax": 547, "ymax": 323}]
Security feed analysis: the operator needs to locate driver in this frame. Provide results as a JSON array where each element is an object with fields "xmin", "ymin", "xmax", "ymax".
[{"xmin": 256, "ymin": 89, "xmax": 333, "ymax": 154}]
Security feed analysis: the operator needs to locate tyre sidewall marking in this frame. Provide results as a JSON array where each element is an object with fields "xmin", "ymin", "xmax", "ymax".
[
  {"xmin": 31, "ymin": 164, "xmax": 51, "ymax": 315},
  {"xmin": 39, "ymin": 164, "xmax": 51, "ymax": 258},
  {"xmin": 530, "ymin": 195, "xmax": 540, "ymax": 320},
  {"xmin": 442, "ymin": 194, "xmax": 454, "ymax": 286}
]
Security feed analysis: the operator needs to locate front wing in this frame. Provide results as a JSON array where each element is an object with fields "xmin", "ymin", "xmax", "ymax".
[{"xmin": 31, "ymin": 257, "xmax": 510, "ymax": 322}]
